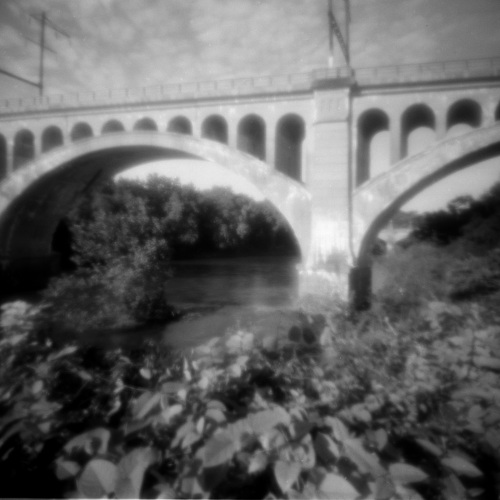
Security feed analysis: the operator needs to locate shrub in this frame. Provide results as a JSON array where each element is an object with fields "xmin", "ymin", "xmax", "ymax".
[{"xmin": 1, "ymin": 300, "xmax": 500, "ymax": 498}]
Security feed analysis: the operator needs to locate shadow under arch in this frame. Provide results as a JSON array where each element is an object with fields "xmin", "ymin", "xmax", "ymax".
[
  {"xmin": 0, "ymin": 132, "xmax": 311, "ymax": 288},
  {"xmin": 353, "ymin": 123, "xmax": 500, "ymax": 269}
]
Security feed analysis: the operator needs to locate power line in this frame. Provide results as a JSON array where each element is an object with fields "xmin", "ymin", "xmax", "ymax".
[{"xmin": 0, "ymin": 8, "xmax": 70, "ymax": 96}]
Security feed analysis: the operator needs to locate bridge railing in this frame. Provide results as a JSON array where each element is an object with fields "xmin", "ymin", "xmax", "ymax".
[
  {"xmin": 0, "ymin": 68, "xmax": 345, "ymax": 114},
  {"xmin": 354, "ymin": 57, "xmax": 500, "ymax": 85},
  {"xmin": 1, "ymin": 57, "xmax": 500, "ymax": 114}
]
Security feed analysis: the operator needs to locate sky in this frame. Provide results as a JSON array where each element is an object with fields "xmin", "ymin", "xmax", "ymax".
[{"xmin": 2, "ymin": 0, "xmax": 500, "ymax": 212}]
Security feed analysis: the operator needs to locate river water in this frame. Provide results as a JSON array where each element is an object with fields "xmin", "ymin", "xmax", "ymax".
[{"xmin": 79, "ymin": 256, "xmax": 302, "ymax": 350}]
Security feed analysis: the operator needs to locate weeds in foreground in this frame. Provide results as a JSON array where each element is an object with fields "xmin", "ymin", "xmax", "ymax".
[{"xmin": 0, "ymin": 298, "xmax": 500, "ymax": 499}]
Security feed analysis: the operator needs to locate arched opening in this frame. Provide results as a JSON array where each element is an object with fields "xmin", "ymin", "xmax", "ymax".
[
  {"xmin": 354, "ymin": 126, "xmax": 500, "ymax": 267},
  {"xmin": 495, "ymin": 103, "xmax": 500, "ymax": 122},
  {"xmin": 201, "ymin": 115, "xmax": 228, "ymax": 144},
  {"xmin": 356, "ymin": 109, "xmax": 389, "ymax": 186},
  {"xmin": 237, "ymin": 114, "xmax": 266, "ymax": 160},
  {"xmin": 42, "ymin": 126, "xmax": 64, "ymax": 153},
  {"xmin": 71, "ymin": 122, "xmax": 93, "ymax": 142},
  {"xmin": 102, "ymin": 120, "xmax": 125, "ymax": 134},
  {"xmin": 401, "ymin": 104, "xmax": 436, "ymax": 158},
  {"xmin": 0, "ymin": 134, "xmax": 6, "ymax": 180},
  {"xmin": 134, "ymin": 117, "xmax": 158, "ymax": 131},
  {"xmin": 0, "ymin": 133, "xmax": 310, "ymax": 294},
  {"xmin": 168, "ymin": 116, "xmax": 192, "ymax": 135},
  {"xmin": 446, "ymin": 99, "xmax": 482, "ymax": 130},
  {"xmin": 275, "ymin": 114, "xmax": 305, "ymax": 181},
  {"xmin": 13, "ymin": 129, "xmax": 35, "ymax": 169}
]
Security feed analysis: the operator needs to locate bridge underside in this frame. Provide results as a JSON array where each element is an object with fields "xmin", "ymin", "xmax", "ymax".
[{"xmin": 0, "ymin": 133, "xmax": 311, "ymax": 292}]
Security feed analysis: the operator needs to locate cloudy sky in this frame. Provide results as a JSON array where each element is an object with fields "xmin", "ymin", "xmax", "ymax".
[
  {"xmin": 1, "ymin": 0, "xmax": 500, "ymax": 211},
  {"xmin": 2, "ymin": 0, "xmax": 500, "ymax": 98}
]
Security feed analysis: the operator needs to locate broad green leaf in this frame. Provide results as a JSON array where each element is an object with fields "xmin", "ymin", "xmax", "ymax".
[
  {"xmin": 139, "ymin": 368, "xmax": 152, "ymax": 380},
  {"xmin": 317, "ymin": 472, "xmax": 358, "ymax": 499},
  {"xmin": 473, "ymin": 355, "xmax": 500, "ymax": 371},
  {"xmin": 248, "ymin": 450, "xmax": 268, "ymax": 474},
  {"xmin": 133, "ymin": 392, "xmax": 161, "ymax": 420},
  {"xmin": 441, "ymin": 473, "xmax": 467, "ymax": 500},
  {"xmin": 49, "ymin": 345, "xmax": 78, "ymax": 361},
  {"xmin": 247, "ymin": 406, "xmax": 290, "ymax": 436},
  {"xmin": 171, "ymin": 420, "xmax": 195, "ymax": 448},
  {"xmin": 394, "ymin": 484, "xmax": 426, "ymax": 500},
  {"xmin": 160, "ymin": 404, "xmax": 183, "ymax": 425},
  {"xmin": 115, "ymin": 447, "xmax": 156, "ymax": 499},
  {"xmin": 314, "ymin": 432, "xmax": 340, "ymax": 464},
  {"xmin": 153, "ymin": 483, "xmax": 176, "ymax": 499},
  {"xmin": 179, "ymin": 475, "xmax": 206, "ymax": 498},
  {"xmin": 273, "ymin": 460, "xmax": 301, "ymax": 493},
  {"xmin": 373, "ymin": 475, "xmax": 395, "ymax": 500},
  {"xmin": 205, "ymin": 408, "xmax": 226, "ymax": 424},
  {"xmin": 32, "ymin": 380, "xmax": 44, "ymax": 395},
  {"xmin": 64, "ymin": 428, "xmax": 111, "ymax": 456},
  {"xmin": 77, "ymin": 459, "xmax": 117, "ymax": 498},
  {"xmin": 344, "ymin": 438, "xmax": 385, "ymax": 477},
  {"xmin": 350, "ymin": 403, "xmax": 372, "ymax": 423},
  {"xmin": 182, "ymin": 430, "xmax": 202, "ymax": 449},
  {"xmin": 324, "ymin": 416, "xmax": 350, "ymax": 443},
  {"xmin": 207, "ymin": 399, "xmax": 226, "ymax": 411},
  {"xmin": 389, "ymin": 463, "xmax": 428, "ymax": 485},
  {"xmin": 55, "ymin": 459, "xmax": 81, "ymax": 480},
  {"xmin": 441, "ymin": 455, "xmax": 483, "ymax": 478},
  {"xmin": 204, "ymin": 430, "xmax": 237, "ymax": 468},
  {"xmin": 161, "ymin": 381, "xmax": 185, "ymax": 394},
  {"xmin": 373, "ymin": 429, "xmax": 388, "ymax": 451},
  {"xmin": 414, "ymin": 438, "xmax": 442, "ymax": 457}
]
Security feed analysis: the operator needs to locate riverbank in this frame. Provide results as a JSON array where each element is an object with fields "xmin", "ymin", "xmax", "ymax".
[{"xmin": 1, "ymin": 292, "xmax": 499, "ymax": 498}]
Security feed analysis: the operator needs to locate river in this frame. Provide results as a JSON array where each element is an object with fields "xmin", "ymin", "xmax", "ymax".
[{"xmin": 76, "ymin": 256, "xmax": 302, "ymax": 350}]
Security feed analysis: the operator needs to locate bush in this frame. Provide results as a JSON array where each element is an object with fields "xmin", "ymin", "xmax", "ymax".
[{"xmin": 1, "ymin": 300, "xmax": 500, "ymax": 498}]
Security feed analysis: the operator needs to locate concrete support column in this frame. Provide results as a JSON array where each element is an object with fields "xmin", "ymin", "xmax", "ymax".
[
  {"xmin": 33, "ymin": 133, "xmax": 42, "ymax": 157},
  {"xmin": 309, "ymin": 87, "xmax": 351, "ymax": 270},
  {"xmin": 266, "ymin": 122, "xmax": 276, "ymax": 168},
  {"xmin": 227, "ymin": 119, "xmax": 237, "ymax": 150},
  {"xmin": 390, "ymin": 113, "xmax": 402, "ymax": 166},
  {"xmin": 6, "ymin": 138, "xmax": 14, "ymax": 175},
  {"xmin": 349, "ymin": 265, "xmax": 372, "ymax": 311},
  {"xmin": 435, "ymin": 112, "xmax": 447, "ymax": 141},
  {"xmin": 483, "ymin": 102, "xmax": 496, "ymax": 127}
]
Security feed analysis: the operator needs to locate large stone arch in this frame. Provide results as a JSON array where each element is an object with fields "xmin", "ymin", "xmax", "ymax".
[
  {"xmin": 0, "ymin": 132, "xmax": 311, "ymax": 287},
  {"xmin": 353, "ymin": 123, "xmax": 500, "ymax": 267}
]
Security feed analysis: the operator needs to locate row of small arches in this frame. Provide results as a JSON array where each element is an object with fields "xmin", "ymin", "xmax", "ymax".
[
  {"xmin": 357, "ymin": 98, "xmax": 500, "ymax": 185},
  {"xmin": 0, "ymin": 113, "xmax": 305, "ymax": 182}
]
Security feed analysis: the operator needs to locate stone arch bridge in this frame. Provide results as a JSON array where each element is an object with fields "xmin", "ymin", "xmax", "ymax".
[{"xmin": 1, "ymin": 59, "xmax": 500, "ymax": 298}]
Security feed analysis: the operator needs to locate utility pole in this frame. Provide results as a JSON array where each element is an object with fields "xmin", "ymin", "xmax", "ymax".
[
  {"xmin": 38, "ymin": 12, "xmax": 46, "ymax": 96},
  {"xmin": 0, "ymin": 9, "xmax": 69, "ymax": 96}
]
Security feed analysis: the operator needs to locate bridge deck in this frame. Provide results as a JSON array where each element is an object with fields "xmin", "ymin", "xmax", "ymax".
[{"xmin": 1, "ymin": 57, "xmax": 500, "ymax": 115}]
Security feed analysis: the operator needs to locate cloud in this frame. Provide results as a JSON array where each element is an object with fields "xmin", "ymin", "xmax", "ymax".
[{"xmin": 2, "ymin": 0, "xmax": 500, "ymax": 99}]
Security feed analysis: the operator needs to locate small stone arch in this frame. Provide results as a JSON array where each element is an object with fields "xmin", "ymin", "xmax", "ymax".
[
  {"xmin": 356, "ymin": 109, "xmax": 389, "ymax": 186},
  {"xmin": 446, "ymin": 98, "xmax": 482, "ymax": 130},
  {"xmin": 201, "ymin": 115, "xmax": 228, "ymax": 144},
  {"xmin": 168, "ymin": 116, "xmax": 192, "ymax": 135},
  {"xmin": 495, "ymin": 102, "xmax": 500, "ymax": 122},
  {"xmin": 102, "ymin": 119, "xmax": 125, "ymax": 134},
  {"xmin": 41, "ymin": 125, "xmax": 64, "ymax": 153},
  {"xmin": 13, "ymin": 129, "xmax": 35, "ymax": 169},
  {"xmin": 134, "ymin": 117, "xmax": 158, "ymax": 131},
  {"xmin": 0, "ymin": 134, "xmax": 6, "ymax": 180},
  {"xmin": 237, "ymin": 114, "xmax": 266, "ymax": 160},
  {"xmin": 71, "ymin": 122, "xmax": 93, "ymax": 142},
  {"xmin": 275, "ymin": 113, "xmax": 305, "ymax": 181},
  {"xmin": 401, "ymin": 104, "xmax": 435, "ymax": 158}
]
